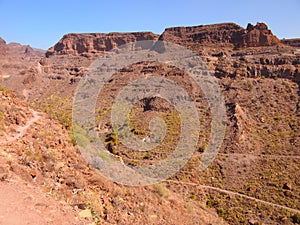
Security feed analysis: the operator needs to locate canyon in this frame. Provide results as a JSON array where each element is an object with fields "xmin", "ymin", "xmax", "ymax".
[{"xmin": 0, "ymin": 22, "xmax": 300, "ymax": 224}]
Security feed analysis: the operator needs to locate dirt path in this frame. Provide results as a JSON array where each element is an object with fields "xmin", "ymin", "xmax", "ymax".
[
  {"xmin": 1, "ymin": 109, "xmax": 41, "ymax": 145},
  {"xmin": 0, "ymin": 109, "xmax": 87, "ymax": 224},
  {"xmin": 152, "ymin": 150, "xmax": 300, "ymax": 159},
  {"xmin": 0, "ymin": 179, "xmax": 83, "ymax": 225},
  {"xmin": 166, "ymin": 180, "xmax": 300, "ymax": 214},
  {"xmin": 217, "ymin": 153, "xmax": 300, "ymax": 160}
]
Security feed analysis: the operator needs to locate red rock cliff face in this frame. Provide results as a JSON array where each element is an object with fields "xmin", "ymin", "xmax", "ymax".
[
  {"xmin": 46, "ymin": 32, "xmax": 159, "ymax": 57},
  {"xmin": 159, "ymin": 23, "xmax": 244, "ymax": 46},
  {"xmin": 241, "ymin": 23, "xmax": 280, "ymax": 47},
  {"xmin": 159, "ymin": 22, "xmax": 280, "ymax": 48},
  {"xmin": 46, "ymin": 23, "xmax": 280, "ymax": 57}
]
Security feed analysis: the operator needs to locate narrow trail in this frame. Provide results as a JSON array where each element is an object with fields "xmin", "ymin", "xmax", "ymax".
[
  {"xmin": 166, "ymin": 180, "xmax": 300, "ymax": 214},
  {"xmin": 217, "ymin": 153, "xmax": 300, "ymax": 160},
  {"xmin": 0, "ymin": 109, "xmax": 41, "ymax": 145},
  {"xmin": 0, "ymin": 179, "xmax": 83, "ymax": 225},
  {"xmin": 151, "ymin": 150, "xmax": 300, "ymax": 159},
  {"xmin": 124, "ymin": 151, "xmax": 300, "ymax": 164}
]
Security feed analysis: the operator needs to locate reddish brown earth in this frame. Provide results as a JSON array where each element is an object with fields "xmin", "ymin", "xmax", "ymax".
[
  {"xmin": 0, "ymin": 22, "xmax": 300, "ymax": 224},
  {"xmin": 0, "ymin": 180, "xmax": 83, "ymax": 225}
]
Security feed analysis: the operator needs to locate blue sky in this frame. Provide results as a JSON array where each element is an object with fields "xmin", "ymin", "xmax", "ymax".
[{"xmin": 0, "ymin": 0, "xmax": 299, "ymax": 49}]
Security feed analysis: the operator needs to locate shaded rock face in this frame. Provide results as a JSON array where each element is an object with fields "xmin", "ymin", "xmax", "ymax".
[
  {"xmin": 46, "ymin": 32, "xmax": 159, "ymax": 57},
  {"xmin": 282, "ymin": 38, "xmax": 300, "ymax": 48},
  {"xmin": 159, "ymin": 22, "xmax": 280, "ymax": 48}
]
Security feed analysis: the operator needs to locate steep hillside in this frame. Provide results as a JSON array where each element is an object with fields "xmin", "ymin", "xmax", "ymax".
[{"xmin": 0, "ymin": 88, "xmax": 227, "ymax": 224}]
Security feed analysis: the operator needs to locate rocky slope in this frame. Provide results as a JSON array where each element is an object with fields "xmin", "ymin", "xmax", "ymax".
[{"xmin": 0, "ymin": 87, "xmax": 227, "ymax": 224}]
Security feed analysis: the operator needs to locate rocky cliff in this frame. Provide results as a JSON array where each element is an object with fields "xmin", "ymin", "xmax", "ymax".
[
  {"xmin": 242, "ymin": 22, "xmax": 280, "ymax": 47},
  {"xmin": 282, "ymin": 38, "xmax": 300, "ymax": 48},
  {"xmin": 0, "ymin": 37, "xmax": 8, "ymax": 55},
  {"xmin": 159, "ymin": 22, "xmax": 280, "ymax": 48},
  {"xmin": 40, "ymin": 22, "xmax": 299, "ymax": 94},
  {"xmin": 45, "ymin": 22, "xmax": 281, "ymax": 57},
  {"xmin": 46, "ymin": 32, "xmax": 159, "ymax": 57}
]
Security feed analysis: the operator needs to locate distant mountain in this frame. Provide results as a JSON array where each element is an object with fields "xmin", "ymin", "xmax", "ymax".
[
  {"xmin": 0, "ymin": 38, "xmax": 45, "ymax": 99},
  {"xmin": 7, "ymin": 42, "xmax": 45, "ymax": 56}
]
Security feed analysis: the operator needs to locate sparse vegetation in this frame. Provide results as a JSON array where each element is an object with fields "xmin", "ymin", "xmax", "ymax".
[
  {"xmin": 0, "ymin": 85, "xmax": 10, "ymax": 94},
  {"xmin": 32, "ymin": 95, "xmax": 72, "ymax": 129},
  {"xmin": 0, "ymin": 111, "xmax": 3, "ymax": 122},
  {"xmin": 153, "ymin": 183, "xmax": 170, "ymax": 198}
]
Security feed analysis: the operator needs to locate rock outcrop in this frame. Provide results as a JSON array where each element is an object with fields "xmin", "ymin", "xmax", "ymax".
[
  {"xmin": 282, "ymin": 38, "xmax": 300, "ymax": 47},
  {"xmin": 46, "ymin": 32, "xmax": 159, "ymax": 57},
  {"xmin": 0, "ymin": 38, "xmax": 8, "ymax": 55},
  {"xmin": 159, "ymin": 23, "xmax": 244, "ymax": 47},
  {"xmin": 159, "ymin": 22, "xmax": 280, "ymax": 48},
  {"xmin": 241, "ymin": 22, "xmax": 280, "ymax": 47}
]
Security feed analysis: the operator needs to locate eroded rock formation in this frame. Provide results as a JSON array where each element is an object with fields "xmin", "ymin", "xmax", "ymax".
[
  {"xmin": 159, "ymin": 22, "xmax": 280, "ymax": 48},
  {"xmin": 46, "ymin": 32, "xmax": 159, "ymax": 57}
]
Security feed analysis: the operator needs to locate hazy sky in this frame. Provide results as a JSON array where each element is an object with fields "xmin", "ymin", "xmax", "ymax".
[{"xmin": 0, "ymin": 0, "xmax": 299, "ymax": 49}]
